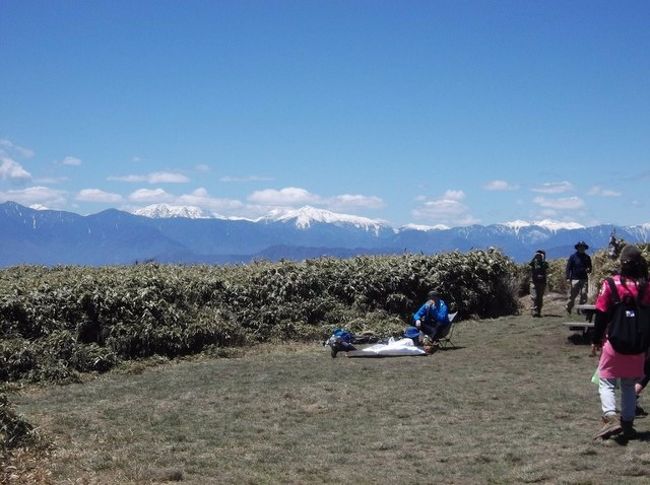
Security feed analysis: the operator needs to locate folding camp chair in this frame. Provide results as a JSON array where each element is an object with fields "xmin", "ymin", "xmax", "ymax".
[{"xmin": 435, "ymin": 311, "xmax": 458, "ymax": 349}]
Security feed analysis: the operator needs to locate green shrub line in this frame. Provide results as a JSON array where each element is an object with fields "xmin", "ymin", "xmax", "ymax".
[
  {"xmin": 0, "ymin": 391, "xmax": 35, "ymax": 457},
  {"xmin": 516, "ymin": 244, "xmax": 650, "ymax": 299},
  {"xmin": 1, "ymin": 249, "xmax": 519, "ymax": 384}
]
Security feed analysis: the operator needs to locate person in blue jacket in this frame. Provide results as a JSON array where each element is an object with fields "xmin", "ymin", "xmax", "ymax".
[{"xmin": 413, "ymin": 290, "xmax": 449, "ymax": 340}]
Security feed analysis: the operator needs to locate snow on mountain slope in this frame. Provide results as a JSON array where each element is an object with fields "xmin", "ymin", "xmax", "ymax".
[
  {"xmin": 501, "ymin": 219, "xmax": 585, "ymax": 232},
  {"xmin": 399, "ymin": 223, "xmax": 450, "ymax": 232},
  {"xmin": 627, "ymin": 223, "xmax": 650, "ymax": 242},
  {"xmin": 133, "ymin": 204, "xmax": 213, "ymax": 219},
  {"xmin": 533, "ymin": 219, "xmax": 585, "ymax": 231},
  {"xmin": 266, "ymin": 206, "xmax": 388, "ymax": 233}
]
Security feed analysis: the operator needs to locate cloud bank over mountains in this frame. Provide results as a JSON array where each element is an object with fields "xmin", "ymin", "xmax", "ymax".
[{"xmin": 0, "ymin": 137, "xmax": 643, "ymax": 229}]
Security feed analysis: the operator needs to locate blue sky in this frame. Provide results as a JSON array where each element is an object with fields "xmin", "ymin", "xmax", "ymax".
[{"xmin": 1, "ymin": 0, "xmax": 649, "ymax": 227}]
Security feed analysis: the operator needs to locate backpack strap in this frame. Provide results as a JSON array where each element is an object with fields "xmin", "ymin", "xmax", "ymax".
[
  {"xmin": 606, "ymin": 277, "xmax": 620, "ymax": 305},
  {"xmin": 637, "ymin": 278, "xmax": 649, "ymax": 306}
]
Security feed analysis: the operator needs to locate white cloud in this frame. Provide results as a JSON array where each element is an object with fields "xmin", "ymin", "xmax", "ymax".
[
  {"xmin": 109, "ymin": 171, "xmax": 190, "ymax": 184},
  {"xmin": 588, "ymin": 185, "xmax": 621, "ymax": 197},
  {"xmin": 195, "ymin": 164, "xmax": 210, "ymax": 173},
  {"xmin": 149, "ymin": 172, "xmax": 189, "ymax": 183},
  {"xmin": 76, "ymin": 189, "xmax": 123, "ymax": 203},
  {"xmin": 0, "ymin": 157, "xmax": 32, "ymax": 180},
  {"xmin": 177, "ymin": 188, "xmax": 244, "ymax": 213},
  {"xmin": 531, "ymin": 181, "xmax": 574, "ymax": 194},
  {"xmin": 484, "ymin": 180, "xmax": 519, "ymax": 191},
  {"xmin": 248, "ymin": 187, "xmax": 320, "ymax": 206},
  {"xmin": 411, "ymin": 189, "xmax": 478, "ymax": 226},
  {"xmin": 328, "ymin": 194, "xmax": 385, "ymax": 210},
  {"xmin": 0, "ymin": 186, "xmax": 66, "ymax": 207},
  {"xmin": 442, "ymin": 190, "xmax": 466, "ymax": 201},
  {"xmin": 533, "ymin": 196, "xmax": 585, "ymax": 210},
  {"xmin": 128, "ymin": 188, "xmax": 174, "ymax": 203},
  {"xmin": 60, "ymin": 156, "xmax": 82, "ymax": 166},
  {"xmin": 0, "ymin": 139, "xmax": 34, "ymax": 158},
  {"xmin": 109, "ymin": 175, "xmax": 145, "ymax": 183}
]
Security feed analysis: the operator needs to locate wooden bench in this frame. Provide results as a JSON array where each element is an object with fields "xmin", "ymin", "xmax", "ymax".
[{"xmin": 574, "ymin": 304, "xmax": 597, "ymax": 323}]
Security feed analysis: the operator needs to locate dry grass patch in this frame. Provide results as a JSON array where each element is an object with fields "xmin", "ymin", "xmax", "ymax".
[{"xmin": 9, "ymin": 297, "xmax": 650, "ymax": 483}]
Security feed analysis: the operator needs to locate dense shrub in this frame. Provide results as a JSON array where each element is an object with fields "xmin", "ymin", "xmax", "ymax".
[
  {"xmin": 0, "ymin": 392, "xmax": 35, "ymax": 455},
  {"xmin": 517, "ymin": 244, "xmax": 650, "ymax": 302},
  {"xmin": 516, "ymin": 257, "xmax": 571, "ymax": 297},
  {"xmin": 0, "ymin": 250, "xmax": 519, "ymax": 383},
  {"xmin": 590, "ymin": 243, "xmax": 650, "ymax": 292}
]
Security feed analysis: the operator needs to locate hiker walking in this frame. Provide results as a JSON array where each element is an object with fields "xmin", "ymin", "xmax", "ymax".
[
  {"xmin": 529, "ymin": 249, "xmax": 549, "ymax": 317},
  {"xmin": 592, "ymin": 245, "xmax": 650, "ymax": 440},
  {"xmin": 565, "ymin": 241, "xmax": 592, "ymax": 314}
]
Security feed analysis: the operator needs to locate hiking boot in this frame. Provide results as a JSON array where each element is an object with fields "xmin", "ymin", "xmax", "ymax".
[
  {"xmin": 621, "ymin": 420, "xmax": 638, "ymax": 439},
  {"xmin": 593, "ymin": 414, "xmax": 622, "ymax": 440}
]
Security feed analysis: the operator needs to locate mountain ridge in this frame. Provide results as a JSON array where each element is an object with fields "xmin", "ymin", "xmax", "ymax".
[{"xmin": 1, "ymin": 201, "xmax": 648, "ymax": 266}]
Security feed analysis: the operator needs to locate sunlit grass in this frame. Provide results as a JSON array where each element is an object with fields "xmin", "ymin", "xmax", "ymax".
[{"xmin": 10, "ymin": 295, "xmax": 650, "ymax": 483}]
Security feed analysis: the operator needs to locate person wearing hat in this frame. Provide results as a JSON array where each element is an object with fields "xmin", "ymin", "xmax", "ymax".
[
  {"xmin": 592, "ymin": 245, "xmax": 650, "ymax": 440},
  {"xmin": 565, "ymin": 241, "xmax": 592, "ymax": 314},
  {"xmin": 529, "ymin": 249, "xmax": 549, "ymax": 317},
  {"xmin": 412, "ymin": 290, "xmax": 449, "ymax": 341}
]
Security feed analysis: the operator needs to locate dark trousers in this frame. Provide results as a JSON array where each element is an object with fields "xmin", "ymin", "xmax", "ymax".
[
  {"xmin": 530, "ymin": 281, "xmax": 546, "ymax": 315},
  {"xmin": 421, "ymin": 321, "xmax": 448, "ymax": 340}
]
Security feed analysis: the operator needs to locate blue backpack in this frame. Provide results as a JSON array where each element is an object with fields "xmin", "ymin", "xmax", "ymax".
[
  {"xmin": 331, "ymin": 328, "xmax": 354, "ymax": 344},
  {"xmin": 326, "ymin": 328, "xmax": 356, "ymax": 358}
]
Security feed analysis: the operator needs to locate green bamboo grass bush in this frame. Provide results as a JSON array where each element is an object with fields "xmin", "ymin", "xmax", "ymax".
[
  {"xmin": 590, "ymin": 244, "xmax": 650, "ymax": 285},
  {"xmin": 516, "ymin": 245, "xmax": 650, "ymax": 303},
  {"xmin": 0, "ymin": 392, "xmax": 35, "ymax": 455},
  {"xmin": 0, "ymin": 250, "xmax": 519, "ymax": 383},
  {"xmin": 516, "ymin": 258, "xmax": 574, "ymax": 297}
]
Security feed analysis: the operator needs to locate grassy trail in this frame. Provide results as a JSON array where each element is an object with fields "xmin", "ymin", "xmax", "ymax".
[{"xmin": 9, "ymin": 295, "xmax": 650, "ymax": 484}]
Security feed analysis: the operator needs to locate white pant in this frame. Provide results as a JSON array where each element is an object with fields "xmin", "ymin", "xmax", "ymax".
[{"xmin": 599, "ymin": 377, "xmax": 639, "ymax": 422}]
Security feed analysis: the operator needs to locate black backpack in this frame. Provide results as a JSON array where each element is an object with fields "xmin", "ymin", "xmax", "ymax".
[{"xmin": 606, "ymin": 277, "xmax": 650, "ymax": 355}]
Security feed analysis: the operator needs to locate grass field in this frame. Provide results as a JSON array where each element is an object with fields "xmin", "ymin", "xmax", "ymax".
[{"xmin": 7, "ymin": 293, "xmax": 650, "ymax": 484}]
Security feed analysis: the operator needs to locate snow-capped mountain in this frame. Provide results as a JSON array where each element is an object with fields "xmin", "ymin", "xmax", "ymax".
[
  {"xmin": 502, "ymin": 219, "xmax": 586, "ymax": 232},
  {"xmin": 1, "ymin": 201, "xmax": 649, "ymax": 266},
  {"xmin": 264, "ymin": 206, "xmax": 389, "ymax": 234},
  {"xmin": 133, "ymin": 204, "xmax": 213, "ymax": 219},
  {"xmin": 399, "ymin": 223, "xmax": 450, "ymax": 232}
]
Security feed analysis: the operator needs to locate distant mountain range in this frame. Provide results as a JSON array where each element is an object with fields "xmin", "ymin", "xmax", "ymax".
[{"xmin": 1, "ymin": 201, "xmax": 648, "ymax": 266}]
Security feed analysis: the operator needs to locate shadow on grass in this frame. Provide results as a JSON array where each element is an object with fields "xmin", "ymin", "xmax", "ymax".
[
  {"xmin": 435, "ymin": 346, "xmax": 466, "ymax": 352},
  {"xmin": 610, "ymin": 431, "xmax": 650, "ymax": 446},
  {"xmin": 633, "ymin": 431, "xmax": 650, "ymax": 442},
  {"xmin": 566, "ymin": 334, "xmax": 592, "ymax": 346}
]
